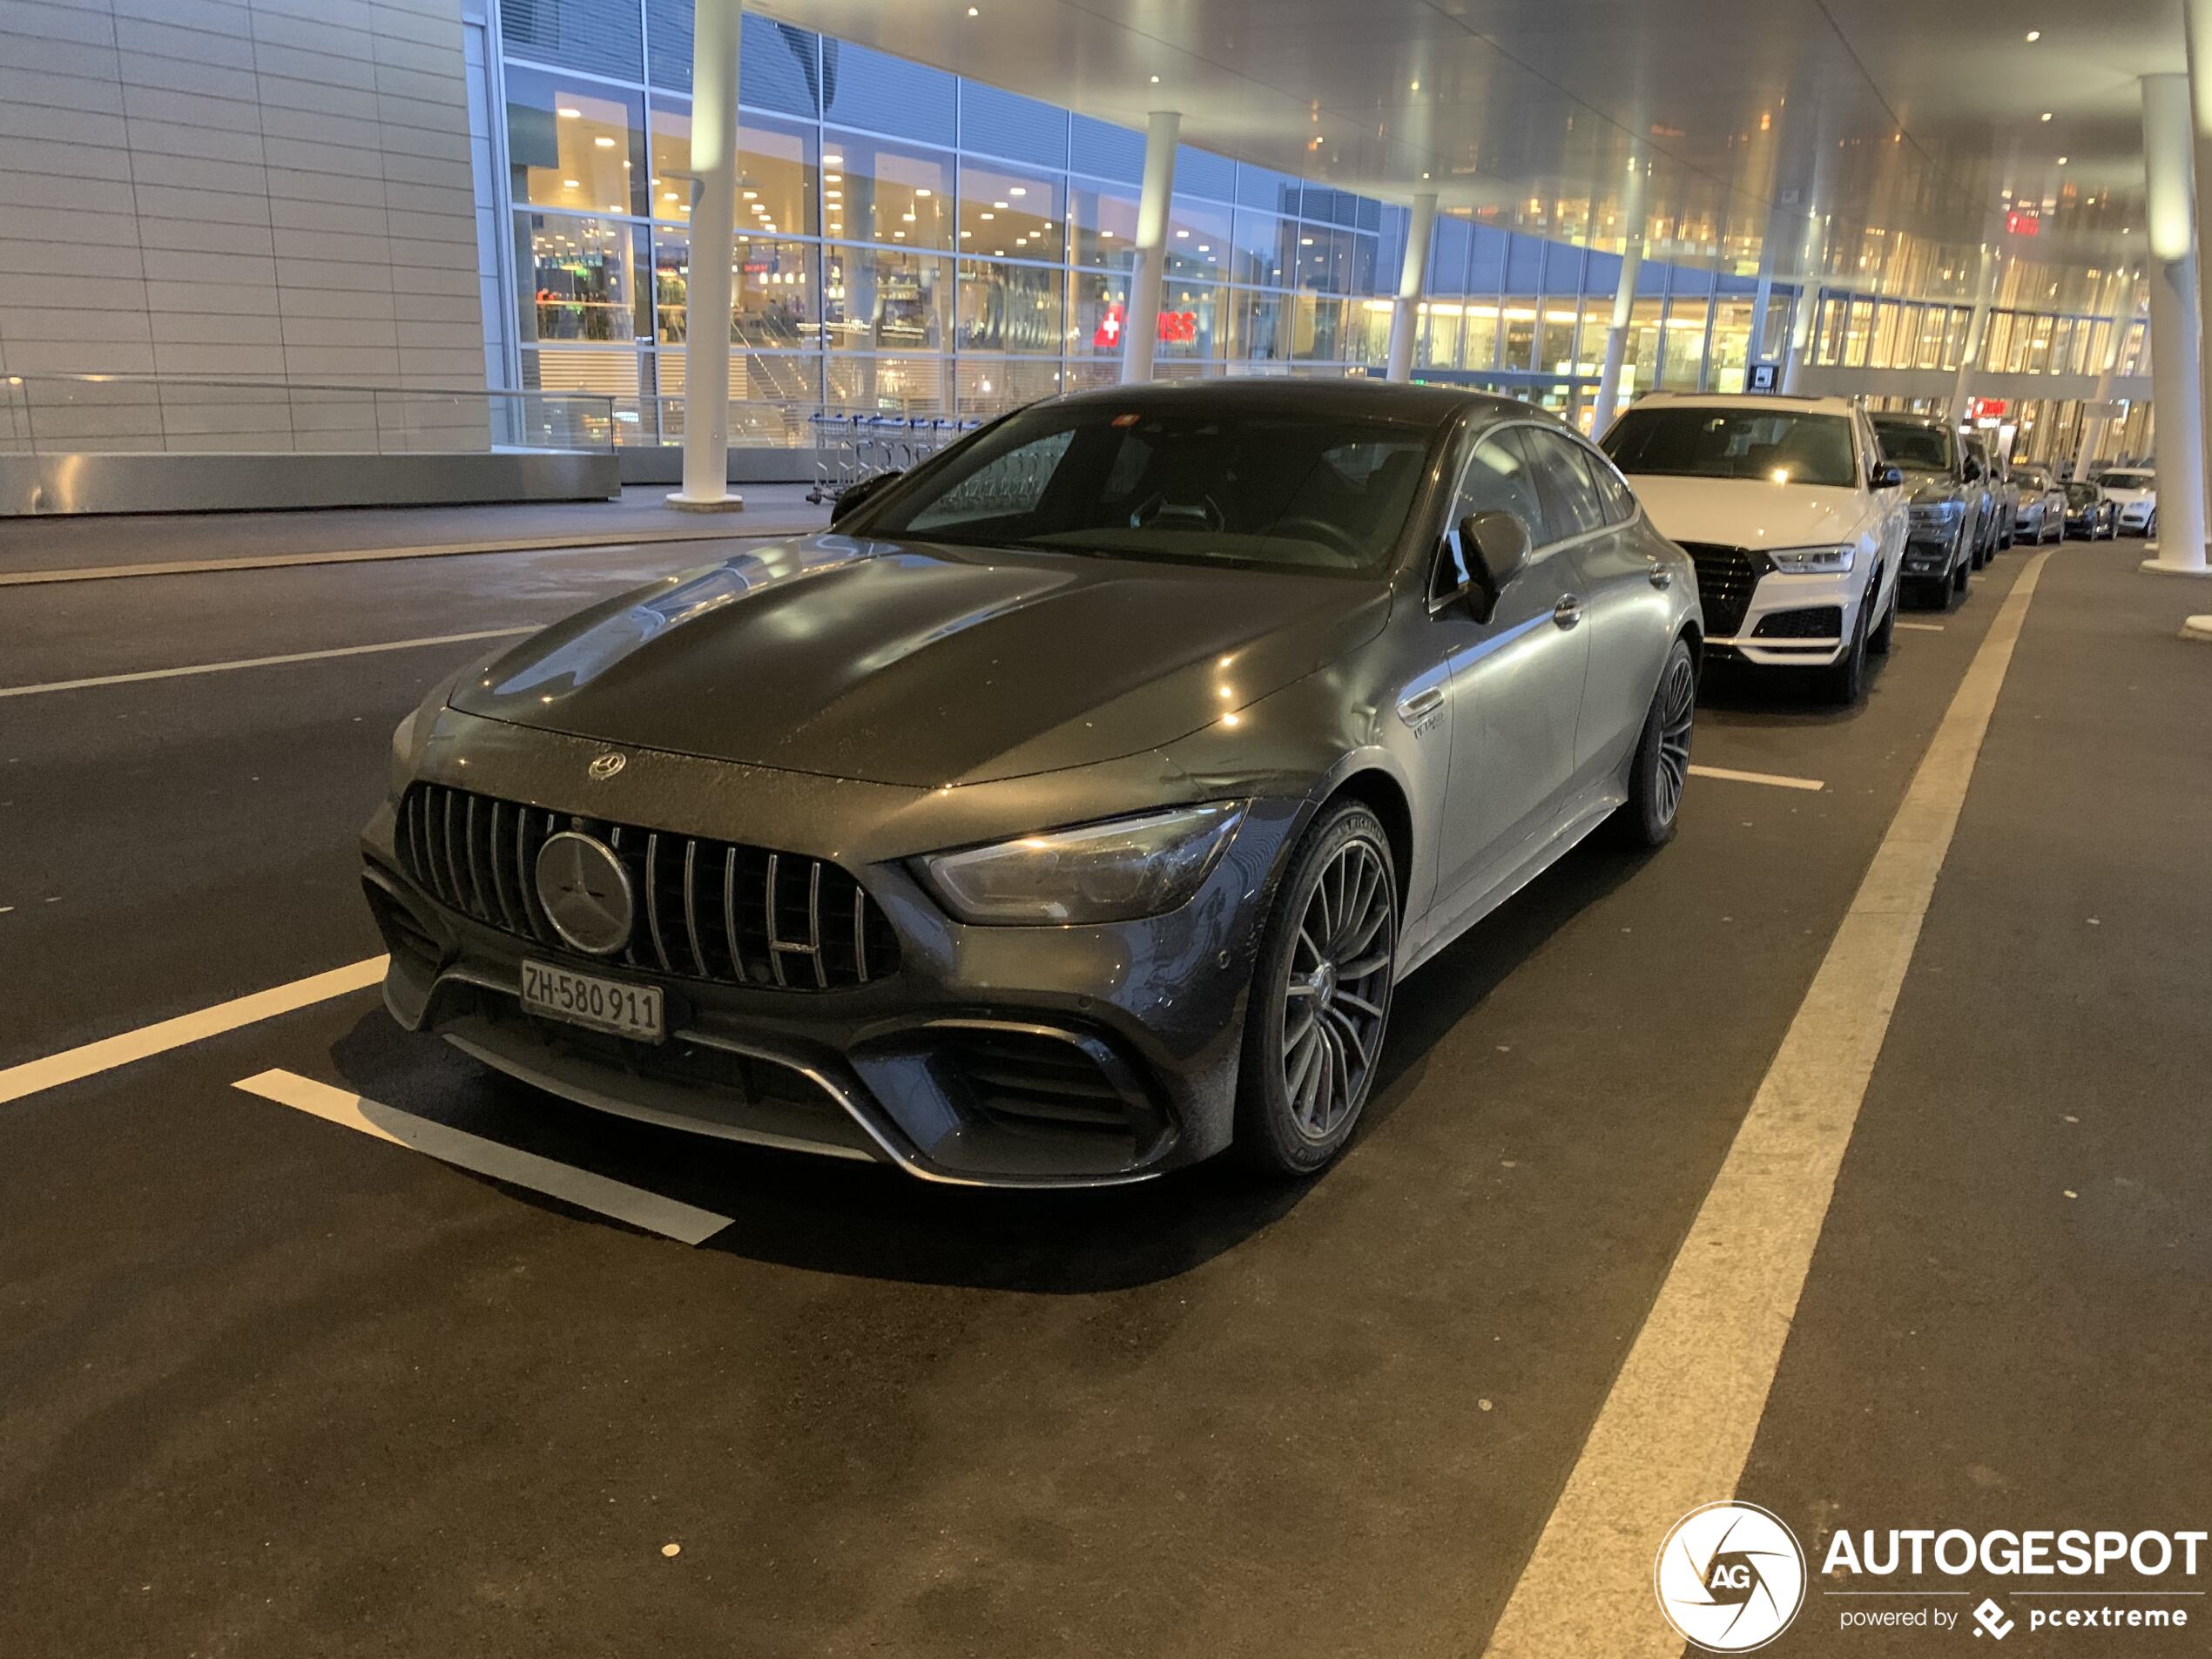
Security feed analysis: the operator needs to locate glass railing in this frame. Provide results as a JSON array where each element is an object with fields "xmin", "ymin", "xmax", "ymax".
[{"xmin": 0, "ymin": 376, "xmax": 616, "ymax": 456}]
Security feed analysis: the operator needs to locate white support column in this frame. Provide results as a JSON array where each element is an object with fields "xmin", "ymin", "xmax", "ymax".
[
  {"xmin": 1778, "ymin": 214, "xmax": 1825, "ymax": 395},
  {"xmin": 1948, "ymin": 243, "xmax": 1999, "ymax": 432},
  {"xmin": 2186, "ymin": 0, "xmax": 2212, "ymax": 502},
  {"xmin": 2141, "ymin": 72, "xmax": 2209, "ymax": 575},
  {"xmin": 669, "ymin": 0, "xmax": 742, "ymax": 510},
  {"xmin": 1593, "ymin": 156, "xmax": 1648, "ymax": 428},
  {"xmin": 1120, "ymin": 110, "xmax": 1181, "ymax": 384},
  {"xmin": 1385, "ymin": 192, "xmax": 1438, "ymax": 381}
]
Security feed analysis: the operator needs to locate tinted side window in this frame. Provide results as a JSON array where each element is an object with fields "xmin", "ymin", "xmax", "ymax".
[
  {"xmin": 1451, "ymin": 425, "xmax": 1551, "ymax": 544},
  {"xmin": 1579, "ymin": 442, "xmax": 1639, "ymax": 524},
  {"xmin": 1518, "ymin": 427, "xmax": 1607, "ymax": 542}
]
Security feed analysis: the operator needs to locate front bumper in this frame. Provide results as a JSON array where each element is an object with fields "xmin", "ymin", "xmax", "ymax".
[
  {"xmin": 1902, "ymin": 517, "xmax": 1964, "ymax": 583},
  {"xmin": 2118, "ymin": 502, "xmax": 2155, "ymax": 532},
  {"xmin": 1704, "ymin": 567, "xmax": 1868, "ymax": 669},
  {"xmin": 361, "ymin": 727, "xmax": 1302, "ymax": 1189}
]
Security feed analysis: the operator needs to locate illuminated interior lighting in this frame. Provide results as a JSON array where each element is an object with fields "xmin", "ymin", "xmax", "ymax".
[
  {"xmin": 594, "ymin": 135, "xmax": 615, "ymax": 147},
  {"xmin": 558, "ymin": 106, "xmax": 581, "ymax": 118}
]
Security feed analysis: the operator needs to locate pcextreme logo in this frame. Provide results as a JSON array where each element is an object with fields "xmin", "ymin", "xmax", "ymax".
[{"xmin": 1656, "ymin": 1501, "xmax": 1810, "ymax": 1652}]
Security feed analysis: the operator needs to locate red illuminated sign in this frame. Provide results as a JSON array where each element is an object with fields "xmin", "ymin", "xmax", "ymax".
[
  {"xmin": 1093, "ymin": 303, "xmax": 1198, "ymax": 349},
  {"xmin": 1969, "ymin": 398, "xmax": 2011, "ymax": 421},
  {"xmin": 2006, "ymin": 211, "xmax": 2041, "ymax": 238}
]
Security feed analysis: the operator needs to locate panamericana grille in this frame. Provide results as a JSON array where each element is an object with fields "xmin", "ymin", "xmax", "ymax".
[
  {"xmin": 1676, "ymin": 542, "xmax": 1770, "ymax": 639},
  {"xmin": 396, "ymin": 783, "xmax": 897, "ymax": 991}
]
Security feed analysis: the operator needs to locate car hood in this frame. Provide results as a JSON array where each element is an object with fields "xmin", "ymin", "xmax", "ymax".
[
  {"xmin": 1625, "ymin": 475, "xmax": 1865, "ymax": 551},
  {"xmin": 448, "ymin": 535, "xmax": 1389, "ymax": 787},
  {"xmin": 2101, "ymin": 485, "xmax": 2155, "ymax": 504}
]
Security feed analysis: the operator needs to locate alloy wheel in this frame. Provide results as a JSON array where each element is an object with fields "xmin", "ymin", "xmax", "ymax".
[
  {"xmin": 1655, "ymin": 650, "xmax": 1697, "ymax": 825},
  {"xmin": 1279, "ymin": 838, "xmax": 1394, "ymax": 1141}
]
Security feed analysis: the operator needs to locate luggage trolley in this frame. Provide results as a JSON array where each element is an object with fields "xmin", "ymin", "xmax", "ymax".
[{"xmin": 807, "ymin": 413, "xmax": 981, "ymax": 509}]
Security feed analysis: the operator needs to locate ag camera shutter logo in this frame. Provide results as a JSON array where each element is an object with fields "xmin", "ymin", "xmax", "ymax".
[{"xmin": 1655, "ymin": 1501, "xmax": 1808, "ymax": 1652}]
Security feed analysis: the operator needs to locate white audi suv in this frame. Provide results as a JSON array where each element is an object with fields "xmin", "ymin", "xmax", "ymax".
[{"xmin": 1601, "ymin": 393, "xmax": 1907, "ymax": 704}]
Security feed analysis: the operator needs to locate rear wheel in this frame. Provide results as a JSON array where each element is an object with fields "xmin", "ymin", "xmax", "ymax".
[
  {"xmin": 1234, "ymin": 802, "xmax": 1398, "ymax": 1177},
  {"xmin": 1613, "ymin": 637, "xmax": 1697, "ymax": 848}
]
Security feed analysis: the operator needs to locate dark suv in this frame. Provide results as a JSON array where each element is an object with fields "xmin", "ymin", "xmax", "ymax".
[{"xmin": 1870, "ymin": 414, "xmax": 1974, "ymax": 604}]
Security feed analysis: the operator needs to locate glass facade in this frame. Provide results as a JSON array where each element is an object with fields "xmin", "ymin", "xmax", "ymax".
[{"xmin": 491, "ymin": 3, "xmax": 2144, "ymax": 444}]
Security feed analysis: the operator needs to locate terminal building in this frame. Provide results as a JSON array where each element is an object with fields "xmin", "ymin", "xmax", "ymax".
[{"xmin": 0, "ymin": 0, "xmax": 2172, "ymax": 502}]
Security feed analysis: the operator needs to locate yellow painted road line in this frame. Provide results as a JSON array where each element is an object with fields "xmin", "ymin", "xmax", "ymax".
[
  {"xmin": 235, "ymin": 1068, "xmax": 732, "ymax": 1246},
  {"xmin": 0, "ymin": 956, "xmax": 388, "ymax": 1106},
  {"xmin": 1481, "ymin": 552, "xmax": 2052, "ymax": 1658},
  {"xmin": 0, "ymin": 522, "xmax": 821, "ymax": 587},
  {"xmin": 1894, "ymin": 620, "xmax": 1947, "ymax": 632},
  {"xmin": 0, "ymin": 627, "xmax": 536, "ymax": 699},
  {"xmin": 1687, "ymin": 763, "xmax": 1825, "ymax": 792}
]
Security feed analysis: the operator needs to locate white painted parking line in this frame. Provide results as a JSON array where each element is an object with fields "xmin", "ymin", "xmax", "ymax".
[
  {"xmin": 0, "ymin": 956, "xmax": 388, "ymax": 1106},
  {"xmin": 1481, "ymin": 552, "xmax": 2053, "ymax": 1659},
  {"xmin": 1686, "ymin": 763, "xmax": 1824, "ymax": 792},
  {"xmin": 1894, "ymin": 620, "xmax": 1947, "ymax": 632},
  {"xmin": 234, "ymin": 1069, "xmax": 732, "ymax": 1246},
  {"xmin": 0, "ymin": 522, "xmax": 821, "ymax": 587},
  {"xmin": 0, "ymin": 627, "xmax": 537, "ymax": 700}
]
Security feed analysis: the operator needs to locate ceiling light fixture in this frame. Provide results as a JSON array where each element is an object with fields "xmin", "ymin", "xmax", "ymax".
[
  {"xmin": 2040, "ymin": 111, "xmax": 2054, "ymax": 122},
  {"xmin": 2025, "ymin": 29, "xmax": 2041, "ymax": 41},
  {"xmin": 558, "ymin": 106, "xmax": 581, "ymax": 118}
]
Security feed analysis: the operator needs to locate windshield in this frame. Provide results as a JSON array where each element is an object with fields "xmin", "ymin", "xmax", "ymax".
[
  {"xmin": 2099, "ymin": 470, "xmax": 2155, "ymax": 490},
  {"xmin": 2016, "ymin": 469, "xmax": 2049, "ymax": 489},
  {"xmin": 851, "ymin": 404, "xmax": 1437, "ymax": 574},
  {"xmin": 1871, "ymin": 421, "xmax": 1955, "ymax": 472},
  {"xmin": 2065, "ymin": 482, "xmax": 2102, "ymax": 507},
  {"xmin": 1602, "ymin": 407, "xmax": 1857, "ymax": 489}
]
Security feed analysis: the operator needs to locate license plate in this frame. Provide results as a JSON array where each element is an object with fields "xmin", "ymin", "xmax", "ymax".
[{"xmin": 520, "ymin": 959, "xmax": 665, "ymax": 1042}]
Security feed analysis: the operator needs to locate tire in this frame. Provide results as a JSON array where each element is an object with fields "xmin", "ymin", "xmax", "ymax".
[
  {"xmin": 1233, "ymin": 800, "xmax": 1398, "ymax": 1177},
  {"xmin": 1953, "ymin": 545, "xmax": 1973, "ymax": 596},
  {"xmin": 1818, "ymin": 588, "xmax": 1871, "ymax": 704},
  {"xmin": 1867, "ymin": 573, "xmax": 1897, "ymax": 655},
  {"xmin": 1612, "ymin": 637, "xmax": 1697, "ymax": 849}
]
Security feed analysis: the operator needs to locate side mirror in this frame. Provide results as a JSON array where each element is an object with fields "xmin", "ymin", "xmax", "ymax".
[
  {"xmin": 1873, "ymin": 463, "xmax": 1905, "ymax": 490},
  {"xmin": 1452, "ymin": 510, "xmax": 1531, "ymax": 624},
  {"xmin": 829, "ymin": 468, "xmax": 904, "ymax": 526},
  {"xmin": 1963, "ymin": 460, "xmax": 1983, "ymax": 482}
]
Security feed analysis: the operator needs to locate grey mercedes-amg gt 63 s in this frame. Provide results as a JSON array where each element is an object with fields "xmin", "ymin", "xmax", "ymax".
[{"xmin": 364, "ymin": 381, "xmax": 1701, "ymax": 1186}]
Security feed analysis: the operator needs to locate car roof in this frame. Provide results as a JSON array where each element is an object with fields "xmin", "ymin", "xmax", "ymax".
[
  {"xmin": 1047, "ymin": 375, "xmax": 1527, "ymax": 431},
  {"xmin": 1868, "ymin": 411, "xmax": 1946, "ymax": 428},
  {"xmin": 1630, "ymin": 391, "xmax": 1860, "ymax": 415}
]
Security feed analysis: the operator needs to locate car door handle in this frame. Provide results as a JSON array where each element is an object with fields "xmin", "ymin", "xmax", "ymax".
[
  {"xmin": 1397, "ymin": 685, "xmax": 1445, "ymax": 722},
  {"xmin": 1646, "ymin": 564, "xmax": 1673, "ymax": 590},
  {"xmin": 1553, "ymin": 594, "xmax": 1586, "ymax": 629}
]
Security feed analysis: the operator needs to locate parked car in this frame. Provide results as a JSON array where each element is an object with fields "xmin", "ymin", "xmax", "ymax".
[
  {"xmin": 2063, "ymin": 481, "xmax": 2119, "ymax": 540},
  {"xmin": 363, "ymin": 381, "xmax": 1702, "ymax": 1185},
  {"xmin": 1870, "ymin": 413, "xmax": 1977, "ymax": 603},
  {"xmin": 2012, "ymin": 464, "xmax": 2067, "ymax": 543},
  {"xmin": 1985, "ymin": 442, "xmax": 2022, "ymax": 550},
  {"xmin": 1960, "ymin": 435, "xmax": 2004, "ymax": 565},
  {"xmin": 1602, "ymin": 392, "xmax": 1904, "ymax": 703},
  {"xmin": 2097, "ymin": 467, "xmax": 2158, "ymax": 536}
]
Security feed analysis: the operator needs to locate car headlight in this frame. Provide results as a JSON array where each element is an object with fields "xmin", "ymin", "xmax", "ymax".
[
  {"xmin": 1910, "ymin": 499, "xmax": 1962, "ymax": 521},
  {"xmin": 919, "ymin": 803, "xmax": 1247, "ymax": 925},
  {"xmin": 1768, "ymin": 544, "xmax": 1856, "ymax": 574}
]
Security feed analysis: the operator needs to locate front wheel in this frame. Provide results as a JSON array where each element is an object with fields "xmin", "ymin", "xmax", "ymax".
[
  {"xmin": 1613, "ymin": 637, "xmax": 1697, "ymax": 848},
  {"xmin": 1868, "ymin": 574, "xmax": 1897, "ymax": 655},
  {"xmin": 1819, "ymin": 590, "xmax": 1871, "ymax": 704},
  {"xmin": 1234, "ymin": 802, "xmax": 1398, "ymax": 1177}
]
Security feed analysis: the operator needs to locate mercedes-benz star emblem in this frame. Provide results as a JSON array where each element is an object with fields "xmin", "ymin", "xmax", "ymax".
[
  {"xmin": 587, "ymin": 752, "xmax": 626, "ymax": 781},
  {"xmin": 535, "ymin": 831, "xmax": 634, "ymax": 955}
]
